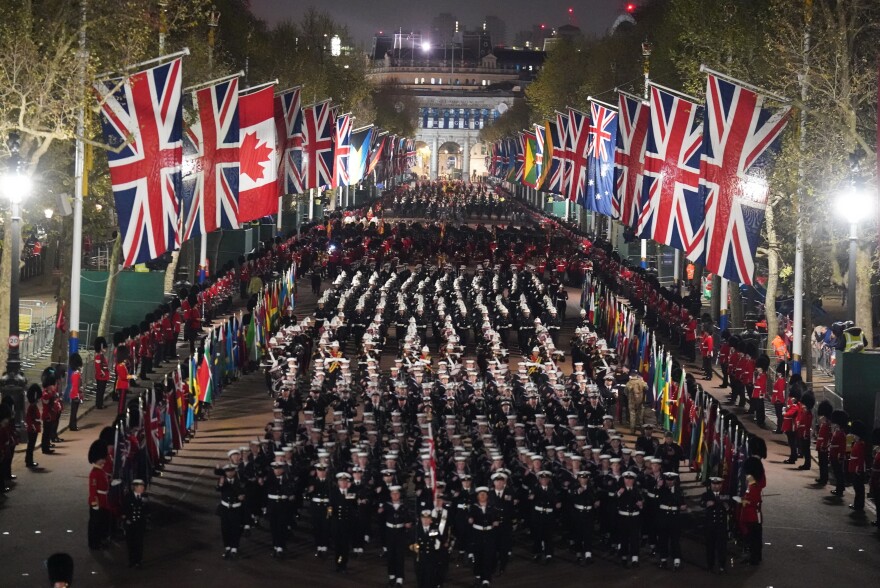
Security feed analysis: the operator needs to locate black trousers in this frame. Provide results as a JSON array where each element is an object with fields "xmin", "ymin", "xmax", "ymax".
[
  {"xmin": 25, "ymin": 431, "xmax": 38, "ymax": 466},
  {"xmin": 41, "ymin": 420, "xmax": 54, "ymax": 453},
  {"xmin": 472, "ymin": 534, "xmax": 496, "ymax": 581},
  {"xmin": 799, "ymin": 438, "xmax": 812, "ymax": 469},
  {"xmin": 333, "ymin": 520, "xmax": 352, "ymax": 568},
  {"xmin": 573, "ymin": 512, "xmax": 594, "ymax": 554},
  {"xmin": 785, "ymin": 432, "xmax": 799, "ymax": 461},
  {"xmin": 832, "ymin": 458, "xmax": 846, "ymax": 493},
  {"xmin": 752, "ymin": 397, "xmax": 765, "ymax": 427},
  {"xmin": 88, "ymin": 507, "xmax": 111, "ymax": 549},
  {"xmin": 705, "ymin": 525, "xmax": 727, "ymax": 570},
  {"xmin": 817, "ymin": 450, "xmax": 829, "ymax": 484},
  {"xmin": 416, "ymin": 553, "xmax": 438, "ymax": 588},
  {"xmin": 702, "ymin": 356, "xmax": 712, "ymax": 379},
  {"xmin": 618, "ymin": 515, "xmax": 641, "ymax": 559},
  {"xmin": 531, "ymin": 514, "xmax": 554, "ymax": 556},
  {"xmin": 851, "ymin": 473, "xmax": 865, "ymax": 510},
  {"xmin": 745, "ymin": 522, "xmax": 762, "ymax": 564},
  {"xmin": 311, "ymin": 506, "xmax": 329, "ymax": 548},
  {"xmin": 96, "ymin": 380, "xmax": 108, "ymax": 409},
  {"xmin": 773, "ymin": 403, "xmax": 783, "ymax": 432},
  {"xmin": 69, "ymin": 398, "xmax": 81, "ymax": 429},
  {"xmin": 268, "ymin": 502, "xmax": 289, "ymax": 549},
  {"xmin": 126, "ymin": 521, "xmax": 145, "ymax": 564},
  {"xmin": 657, "ymin": 516, "xmax": 682, "ymax": 561},
  {"xmin": 139, "ymin": 357, "xmax": 152, "ymax": 379},
  {"xmin": 386, "ymin": 532, "xmax": 407, "ymax": 580},
  {"xmin": 496, "ymin": 522, "xmax": 513, "ymax": 569},
  {"xmin": 219, "ymin": 507, "xmax": 242, "ymax": 549}
]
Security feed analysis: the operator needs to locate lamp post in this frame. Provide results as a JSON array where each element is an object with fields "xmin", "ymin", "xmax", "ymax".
[
  {"xmin": 835, "ymin": 183, "xmax": 872, "ymax": 323},
  {"xmin": 0, "ymin": 132, "xmax": 32, "ymax": 426}
]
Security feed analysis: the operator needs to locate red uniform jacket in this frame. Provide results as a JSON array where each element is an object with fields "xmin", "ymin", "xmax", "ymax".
[
  {"xmin": 740, "ymin": 482, "xmax": 763, "ymax": 525},
  {"xmin": 796, "ymin": 408, "xmax": 813, "ymax": 440},
  {"xmin": 69, "ymin": 370, "xmax": 82, "ymax": 401},
  {"xmin": 752, "ymin": 372, "xmax": 767, "ymax": 399},
  {"xmin": 829, "ymin": 429, "xmax": 847, "ymax": 461},
  {"xmin": 815, "ymin": 422, "xmax": 831, "ymax": 453},
  {"xmin": 89, "ymin": 465, "xmax": 110, "ymax": 510},
  {"xmin": 848, "ymin": 439, "xmax": 866, "ymax": 474},
  {"xmin": 770, "ymin": 376, "xmax": 786, "ymax": 405},
  {"xmin": 94, "ymin": 352, "xmax": 110, "ymax": 382},
  {"xmin": 25, "ymin": 403, "xmax": 41, "ymax": 434},
  {"xmin": 115, "ymin": 362, "xmax": 130, "ymax": 391},
  {"xmin": 781, "ymin": 399, "xmax": 800, "ymax": 433},
  {"xmin": 40, "ymin": 387, "xmax": 59, "ymax": 422},
  {"xmin": 718, "ymin": 342, "xmax": 730, "ymax": 366},
  {"xmin": 700, "ymin": 333, "xmax": 714, "ymax": 358}
]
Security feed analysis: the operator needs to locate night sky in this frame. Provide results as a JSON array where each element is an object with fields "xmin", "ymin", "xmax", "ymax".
[{"xmin": 249, "ymin": 0, "xmax": 627, "ymax": 46}]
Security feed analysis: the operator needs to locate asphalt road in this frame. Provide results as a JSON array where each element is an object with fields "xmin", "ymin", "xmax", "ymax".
[{"xmin": 2, "ymin": 273, "xmax": 878, "ymax": 587}]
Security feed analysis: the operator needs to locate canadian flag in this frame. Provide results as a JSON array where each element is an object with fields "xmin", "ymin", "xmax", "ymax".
[{"xmin": 237, "ymin": 86, "xmax": 277, "ymax": 223}]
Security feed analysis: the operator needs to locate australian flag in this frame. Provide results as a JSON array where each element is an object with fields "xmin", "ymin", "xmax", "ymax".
[{"xmin": 585, "ymin": 101, "xmax": 618, "ymax": 217}]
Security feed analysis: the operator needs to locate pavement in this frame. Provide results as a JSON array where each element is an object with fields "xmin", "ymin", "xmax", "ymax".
[{"xmin": 2, "ymin": 237, "xmax": 879, "ymax": 587}]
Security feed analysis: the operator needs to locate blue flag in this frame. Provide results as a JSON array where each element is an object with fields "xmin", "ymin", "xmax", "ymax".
[{"xmin": 586, "ymin": 101, "xmax": 618, "ymax": 217}]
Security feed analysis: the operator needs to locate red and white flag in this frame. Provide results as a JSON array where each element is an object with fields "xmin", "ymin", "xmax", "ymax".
[{"xmin": 237, "ymin": 86, "xmax": 277, "ymax": 223}]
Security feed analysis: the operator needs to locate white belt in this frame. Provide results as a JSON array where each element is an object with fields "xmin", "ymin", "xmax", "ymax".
[
  {"xmin": 386, "ymin": 523, "xmax": 405, "ymax": 529},
  {"xmin": 457, "ymin": 504, "xmax": 468, "ymax": 509},
  {"xmin": 645, "ymin": 492, "xmax": 657, "ymax": 498},
  {"xmin": 221, "ymin": 501, "xmax": 241, "ymax": 508},
  {"xmin": 618, "ymin": 510, "xmax": 639, "ymax": 517},
  {"xmin": 96, "ymin": 490, "xmax": 108, "ymax": 495},
  {"xmin": 659, "ymin": 505, "xmax": 679, "ymax": 511},
  {"xmin": 268, "ymin": 494, "xmax": 288, "ymax": 500},
  {"xmin": 472, "ymin": 524, "xmax": 493, "ymax": 531},
  {"xmin": 606, "ymin": 492, "xmax": 616, "ymax": 497},
  {"xmin": 574, "ymin": 504, "xmax": 593, "ymax": 511},
  {"xmin": 312, "ymin": 498, "xmax": 329, "ymax": 503},
  {"xmin": 534, "ymin": 506, "xmax": 554, "ymax": 513}
]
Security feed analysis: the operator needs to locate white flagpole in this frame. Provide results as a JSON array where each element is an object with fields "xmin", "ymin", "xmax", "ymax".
[{"xmin": 69, "ymin": 0, "xmax": 87, "ymax": 355}]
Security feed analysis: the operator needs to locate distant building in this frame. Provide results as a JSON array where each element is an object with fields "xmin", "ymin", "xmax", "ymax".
[
  {"xmin": 367, "ymin": 32, "xmax": 546, "ymax": 180},
  {"xmin": 483, "ymin": 15, "xmax": 507, "ymax": 46}
]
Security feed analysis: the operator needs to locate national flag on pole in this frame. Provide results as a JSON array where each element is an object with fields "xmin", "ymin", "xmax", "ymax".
[
  {"xmin": 94, "ymin": 57, "xmax": 183, "ymax": 267},
  {"xmin": 196, "ymin": 351, "xmax": 213, "ymax": 403},
  {"xmin": 613, "ymin": 92, "xmax": 649, "ymax": 227},
  {"xmin": 180, "ymin": 77, "xmax": 240, "ymax": 240},
  {"xmin": 637, "ymin": 85, "xmax": 704, "ymax": 255},
  {"xmin": 696, "ymin": 74, "xmax": 792, "ymax": 284},
  {"xmin": 274, "ymin": 86, "xmax": 303, "ymax": 195},
  {"xmin": 238, "ymin": 86, "xmax": 277, "ymax": 222},
  {"xmin": 332, "ymin": 113, "xmax": 352, "ymax": 187},
  {"xmin": 585, "ymin": 100, "xmax": 618, "ymax": 217},
  {"xmin": 534, "ymin": 122, "xmax": 549, "ymax": 188},
  {"xmin": 539, "ymin": 119, "xmax": 564, "ymax": 195},
  {"xmin": 347, "ymin": 126, "xmax": 373, "ymax": 185},
  {"xmin": 522, "ymin": 130, "xmax": 539, "ymax": 188},
  {"xmin": 565, "ymin": 108, "xmax": 591, "ymax": 205},
  {"xmin": 556, "ymin": 111, "xmax": 572, "ymax": 198},
  {"xmin": 301, "ymin": 100, "xmax": 335, "ymax": 189},
  {"xmin": 366, "ymin": 133, "xmax": 386, "ymax": 176}
]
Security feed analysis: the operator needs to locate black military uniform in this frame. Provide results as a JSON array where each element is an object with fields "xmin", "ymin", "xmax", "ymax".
[
  {"xmin": 266, "ymin": 464, "xmax": 294, "ymax": 557},
  {"xmin": 570, "ymin": 471, "xmax": 598, "ymax": 564},
  {"xmin": 330, "ymin": 473, "xmax": 358, "ymax": 572},
  {"xmin": 487, "ymin": 474, "xmax": 516, "ymax": 573},
  {"xmin": 123, "ymin": 481, "xmax": 149, "ymax": 567},
  {"xmin": 380, "ymin": 489, "xmax": 412, "ymax": 586},
  {"xmin": 217, "ymin": 464, "xmax": 245, "ymax": 559},
  {"xmin": 307, "ymin": 467, "xmax": 332, "ymax": 555},
  {"xmin": 616, "ymin": 471, "xmax": 643, "ymax": 567},
  {"xmin": 700, "ymin": 477, "xmax": 730, "ymax": 573},
  {"xmin": 656, "ymin": 472, "xmax": 687, "ymax": 569},
  {"xmin": 529, "ymin": 472, "xmax": 559, "ymax": 562},
  {"xmin": 414, "ymin": 511, "xmax": 442, "ymax": 588},
  {"xmin": 469, "ymin": 490, "xmax": 499, "ymax": 586}
]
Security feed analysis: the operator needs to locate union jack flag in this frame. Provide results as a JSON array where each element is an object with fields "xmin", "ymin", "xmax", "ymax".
[
  {"xmin": 566, "ymin": 108, "xmax": 591, "ymax": 206},
  {"xmin": 513, "ymin": 133, "xmax": 526, "ymax": 183},
  {"xmin": 274, "ymin": 87, "xmax": 303, "ymax": 195},
  {"xmin": 585, "ymin": 101, "xmax": 618, "ymax": 217},
  {"xmin": 94, "ymin": 57, "xmax": 183, "ymax": 267},
  {"xmin": 556, "ymin": 112, "xmax": 572, "ymax": 199},
  {"xmin": 613, "ymin": 93, "xmax": 649, "ymax": 227},
  {"xmin": 697, "ymin": 74, "xmax": 791, "ymax": 285},
  {"xmin": 636, "ymin": 86, "xmax": 704, "ymax": 255},
  {"xmin": 405, "ymin": 138, "xmax": 416, "ymax": 167},
  {"xmin": 539, "ymin": 119, "xmax": 564, "ymax": 195},
  {"xmin": 332, "ymin": 113, "xmax": 351, "ymax": 187},
  {"xmin": 490, "ymin": 142, "xmax": 502, "ymax": 177},
  {"xmin": 301, "ymin": 100, "xmax": 335, "ymax": 189},
  {"xmin": 181, "ymin": 77, "xmax": 240, "ymax": 241}
]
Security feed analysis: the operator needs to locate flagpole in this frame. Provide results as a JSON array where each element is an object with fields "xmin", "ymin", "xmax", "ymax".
[
  {"xmin": 585, "ymin": 97, "xmax": 618, "ymax": 111},
  {"xmin": 646, "ymin": 80, "xmax": 700, "ymax": 103},
  {"xmin": 183, "ymin": 70, "xmax": 245, "ymax": 93},
  {"xmin": 239, "ymin": 78, "xmax": 278, "ymax": 95},
  {"xmin": 69, "ymin": 0, "xmax": 87, "ymax": 356},
  {"xmin": 699, "ymin": 64, "xmax": 790, "ymax": 103},
  {"xmin": 94, "ymin": 47, "xmax": 190, "ymax": 80}
]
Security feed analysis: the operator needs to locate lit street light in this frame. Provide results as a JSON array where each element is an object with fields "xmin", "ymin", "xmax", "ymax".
[
  {"xmin": 0, "ymin": 132, "xmax": 32, "ymax": 427},
  {"xmin": 835, "ymin": 182, "xmax": 873, "ymax": 322}
]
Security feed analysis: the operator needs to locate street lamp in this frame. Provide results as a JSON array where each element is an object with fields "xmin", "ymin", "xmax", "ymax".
[
  {"xmin": 0, "ymin": 132, "xmax": 31, "ymax": 427},
  {"xmin": 835, "ymin": 183, "xmax": 874, "ymax": 322},
  {"xmin": 44, "ymin": 208, "xmax": 54, "ymax": 220}
]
